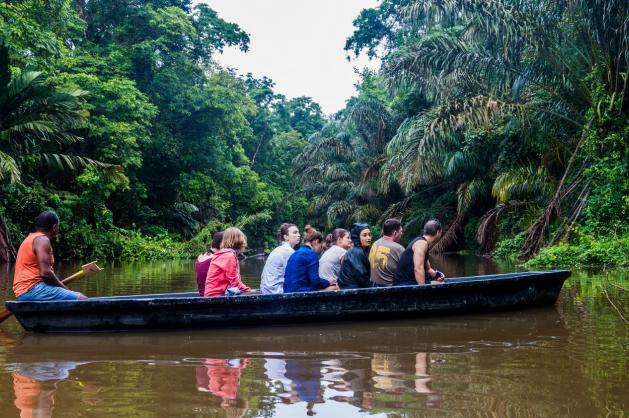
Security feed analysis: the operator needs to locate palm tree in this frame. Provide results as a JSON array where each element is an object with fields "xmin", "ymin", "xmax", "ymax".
[
  {"xmin": 293, "ymin": 97, "xmax": 398, "ymax": 227},
  {"xmin": 380, "ymin": 0, "xmax": 627, "ymax": 256},
  {"xmin": 0, "ymin": 42, "xmax": 122, "ymax": 261},
  {"xmin": 0, "ymin": 42, "xmax": 118, "ymax": 183}
]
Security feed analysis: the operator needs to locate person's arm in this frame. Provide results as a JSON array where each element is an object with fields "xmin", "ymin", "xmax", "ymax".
[
  {"xmin": 33, "ymin": 236, "xmax": 66, "ymax": 288},
  {"xmin": 307, "ymin": 253, "xmax": 330, "ymax": 290},
  {"xmin": 412, "ymin": 240, "xmax": 429, "ymax": 285},
  {"xmin": 425, "ymin": 259, "xmax": 437, "ymax": 280},
  {"xmin": 425, "ymin": 260, "xmax": 446, "ymax": 283},
  {"xmin": 225, "ymin": 254, "xmax": 251, "ymax": 292}
]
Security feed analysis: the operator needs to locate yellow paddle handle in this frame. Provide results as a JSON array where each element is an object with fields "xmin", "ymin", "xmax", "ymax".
[{"xmin": 62, "ymin": 270, "xmax": 86, "ymax": 285}]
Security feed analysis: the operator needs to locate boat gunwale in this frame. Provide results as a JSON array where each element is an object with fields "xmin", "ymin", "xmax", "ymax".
[{"xmin": 5, "ymin": 270, "xmax": 570, "ymax": 314}]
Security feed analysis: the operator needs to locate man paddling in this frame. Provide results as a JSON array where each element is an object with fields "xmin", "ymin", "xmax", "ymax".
[
  {"xmin": 393, "ymin": 219, "xmax": 446, "ymax": 286},
  {"xmin": 13, "ymin": 211, "xmax": 87, "ymax": 301}
]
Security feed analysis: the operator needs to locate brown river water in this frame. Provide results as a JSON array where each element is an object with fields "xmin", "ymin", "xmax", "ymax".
[{"xmin": 0, "ymin": 255, "xmax": 627, "ymax": 417}]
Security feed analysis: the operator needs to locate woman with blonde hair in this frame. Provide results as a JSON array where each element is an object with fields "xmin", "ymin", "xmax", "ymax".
[{"xmin": 204, "ymin": 227, "xmax": 252, "ymax": 297}]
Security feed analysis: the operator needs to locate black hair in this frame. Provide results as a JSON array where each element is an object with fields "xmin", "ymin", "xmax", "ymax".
[
  {"xmin": 423, "ymin": 219, "xmax": 442, "ymax": 236},
  {"xmin": 382, "ymin": 218, "xmax": 402, "ymax": 236},
  {"xmin": 35, "ymin": 211, "xmax": 59, "ymax": 232}
]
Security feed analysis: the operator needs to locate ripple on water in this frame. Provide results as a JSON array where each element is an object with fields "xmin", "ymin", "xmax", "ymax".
[{"xmin": 0, "ymin": 260, "xmax": 627, "ymax": 417}]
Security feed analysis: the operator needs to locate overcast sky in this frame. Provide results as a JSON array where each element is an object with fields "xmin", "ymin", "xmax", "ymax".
[{"xmin": 200, "ymin": 0, "xmax": 380, "ymax": 115}]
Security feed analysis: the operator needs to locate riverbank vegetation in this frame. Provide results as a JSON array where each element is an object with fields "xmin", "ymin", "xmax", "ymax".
[
  {"xmin": 298, "ymin": 0, "xmax": 628, "ymax": 268},
  {"xmin": 1, "ymin": 0, "xmax": 627, "ymax": 268}
]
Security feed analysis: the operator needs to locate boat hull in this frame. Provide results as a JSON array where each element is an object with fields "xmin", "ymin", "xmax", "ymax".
[{"xmin": 5, "ymin": 270, "xmax": 570, "ymax": 333}]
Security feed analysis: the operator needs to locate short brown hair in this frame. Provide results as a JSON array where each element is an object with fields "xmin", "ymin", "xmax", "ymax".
[
  {"xmin": 303, "ymin": 225, "xmax": 323, "ymax": 244},
  {"xmin": 383, "ymin": 218, "xmax": 402, "ymax": 236},
  {"xmin": 220, "ymin": 227, "xmax": 247, "ymax": 250}
]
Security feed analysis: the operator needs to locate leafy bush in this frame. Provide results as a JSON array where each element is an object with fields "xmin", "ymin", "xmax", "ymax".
[
  {"xmin": 493, "ymin": 233, "xmax": 526, "ymax": 259},
  {"xmin": 526, "ymin": 235, "xmax": 629, "ymax": 269}
]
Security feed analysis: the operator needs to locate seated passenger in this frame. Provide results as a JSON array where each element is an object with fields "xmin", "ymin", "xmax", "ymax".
[
  {"xmin": 369, "ymin": 219, "xmax": 405, "ymax": 287},
  {"xmin": 195, "ymin": 231, "xmax": 223, "ymax": 296},
  {"xmin": 204, "ymin": 227, "xmax": 252, "ymax": 297},
  {"xmin": 283, "ymin": 226, "xmax": 338, "ymax": 293},
  {"xmin": 318, "ymin": 228, "xmax": 352, "ymax": 282},
  {"xmin": 338, "ymin": 223, "xmax": 372, "ymax": 289},
  {"xmin": 13, "ymin": 211, "xmax": 87, "ymax": 301},
  {"xmin": 393, "ymin": 219, "xmax": 446, "ymax": 286},
  {"xmin": 260, "ymin": 223, "xmax": 301, "ymax": 294}
]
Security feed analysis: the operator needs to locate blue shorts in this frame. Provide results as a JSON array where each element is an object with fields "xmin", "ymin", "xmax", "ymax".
[{"xmin": 18, "ymin": 282, "xmax": 83, "ymax": 301}]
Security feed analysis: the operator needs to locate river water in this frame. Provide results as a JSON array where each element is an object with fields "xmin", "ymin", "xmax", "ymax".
[{"xmin": 0, "ymin": 255, "xmax": 626, "ymax": 417}]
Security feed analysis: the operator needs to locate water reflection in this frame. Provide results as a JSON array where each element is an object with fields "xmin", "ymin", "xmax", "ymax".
[
  {"xmin": 195, "ymin": 358, "xmax": 249, "ymax": 418},
  {"xmin": 9, "ymin": 362, "xmax": 84, "ymax": 418},
  {"xmin": 1, "ymin": 258, "xmax": 627, "ymax": 417},
  {"xmin": 2, "ymin": 312, "xmax": 568, "ymax": 417},
  {"xmin": 325, "ymin": 357, "xmax": 373, "ymax": 412}
]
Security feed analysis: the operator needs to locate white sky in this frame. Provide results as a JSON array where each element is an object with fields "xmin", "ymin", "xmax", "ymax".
[{"xmin": 199, "ymin": 0, "xmax": 381, "ymax": 115}]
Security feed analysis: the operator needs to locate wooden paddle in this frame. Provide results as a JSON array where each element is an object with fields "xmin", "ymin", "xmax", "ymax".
[{"xmin": 0, "ymin": 261, "xmax": 103, "ymax": 324}]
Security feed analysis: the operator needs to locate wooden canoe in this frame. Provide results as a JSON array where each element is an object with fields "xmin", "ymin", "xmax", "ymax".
[{"xmin": 4, "ymin": 270, "xmax": 570, "ymax": 333}]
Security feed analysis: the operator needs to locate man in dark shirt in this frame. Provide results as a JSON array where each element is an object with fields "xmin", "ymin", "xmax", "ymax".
[{"xmin": 393, "ymin": 219, "xmax": 445, "ymax": 286}]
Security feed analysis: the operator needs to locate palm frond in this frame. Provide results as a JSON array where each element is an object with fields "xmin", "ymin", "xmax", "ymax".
[
  {"xmin": 41, "ymin": 154, "xmax": 125, "ymax": 181},
  {"xmin": 457, "ymin": 178, "xmax": 489, "ymax": 215},
  {"xmin": 0, "ymin": 150, "xmax": 20, "ymax": 183},
  {"xmin": 492, "ymin": 166, "xmax": 551, "ymax": 203}
]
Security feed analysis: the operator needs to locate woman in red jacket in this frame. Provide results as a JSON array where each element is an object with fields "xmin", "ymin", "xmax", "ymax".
[{"xmin": 204, "ymin": 227, "xmax": 252, "ymax": 297}]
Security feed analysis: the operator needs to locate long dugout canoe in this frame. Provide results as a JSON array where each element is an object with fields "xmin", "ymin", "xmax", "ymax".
[{"xmin": 5, "ymin": 270, "xmax": 571, "ymax": 333}]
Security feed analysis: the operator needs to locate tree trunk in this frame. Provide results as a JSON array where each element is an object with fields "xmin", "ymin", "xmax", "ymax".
[
  {"xmin": 0, "ymin": 218, "xmax": 15, "ymax": 263},
  {"xmin": 520, "ymin": 116, "xmax": 594, "ymax": 259},
  {"xmin": 430, "ymin": 214, "xmax": 463, "ymax": 254}
]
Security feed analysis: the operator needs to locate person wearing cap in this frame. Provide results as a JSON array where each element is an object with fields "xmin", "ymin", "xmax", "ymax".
[{"xmin": 338, "ymin": 223, "xmax": 372, "ymax": 289}]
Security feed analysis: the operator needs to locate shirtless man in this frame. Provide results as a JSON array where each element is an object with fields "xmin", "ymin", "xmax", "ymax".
[{"xmin": 393, "ymin": 219, "xmax": 445, "ymax": 286}]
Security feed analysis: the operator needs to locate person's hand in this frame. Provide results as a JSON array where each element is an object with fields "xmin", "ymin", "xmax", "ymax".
[
  {"xmin": 434, "ymin": 270, "xmax": 445, "ymax": 282},
  {"xmin": 328, "ymin": 278, "xmax": 338, "ymax": 286}
]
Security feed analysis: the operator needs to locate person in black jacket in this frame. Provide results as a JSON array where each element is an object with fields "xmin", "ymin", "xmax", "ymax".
[{"xmin": 338, "ymin": 223, "xmax": 372, "ymax": 289}]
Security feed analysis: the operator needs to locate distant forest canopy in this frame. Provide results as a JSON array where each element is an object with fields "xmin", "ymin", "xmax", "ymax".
[{"xmin": 0, "ymin": 0, "xmax": 627, "ymax": 266}]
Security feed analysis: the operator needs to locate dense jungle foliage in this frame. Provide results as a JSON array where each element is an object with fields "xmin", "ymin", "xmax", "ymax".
[
  {"xmin": 298, "ymin": 0, "xmax": 628, "ymax": 268},
  {"xmin": 0, "ymin": 0, "xmax": 323, "ymax": 260},
  {"xmin": 0, "ymin": 0, "xmax": 627, "ymax": 268}
]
